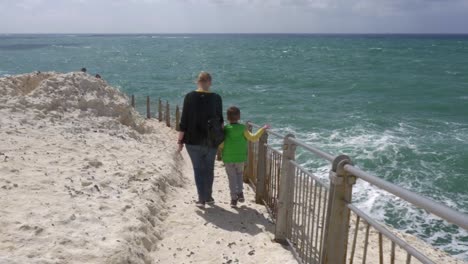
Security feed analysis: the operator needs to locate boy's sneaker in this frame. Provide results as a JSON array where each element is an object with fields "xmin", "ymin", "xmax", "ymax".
[
  {"xmin": 195, "ymin": 200, "xmax": 205, "ymax": 208},
  {"xmin": 230, "ymin": 199, "xmax": 238, "ymax": 208},
  {"xmin": 206, "ymin": 197, "xmax": 215, "ymax": 205},
  {"xmin": 237, "ymin": 193, "xmax": 245, "ymax": 203}
]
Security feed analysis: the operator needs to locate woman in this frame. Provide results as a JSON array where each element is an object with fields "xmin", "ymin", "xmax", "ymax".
[{"xmin": 178, "ymin": 72, "xmax": 223, "ymax": 208}]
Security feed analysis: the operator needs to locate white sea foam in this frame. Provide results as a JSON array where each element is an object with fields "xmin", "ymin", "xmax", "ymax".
[
  {"xmin": 151, "ymin": 36, "xmax": 191, "ymax": 39},
  {"xmin": 50, "ymin": 44, "xmax": 84, "ymax": 49},
  {"xmin": 446, "ymin": 71, "xmax": 460, "ymax": 75},
  {"xmin": 249, "ymin": 85, "xmax": 267, "ymax": 93}
]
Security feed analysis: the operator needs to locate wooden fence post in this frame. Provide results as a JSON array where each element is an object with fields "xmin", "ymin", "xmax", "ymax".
[
  {"xmin": 321, "ymin": 155, "xmax": 356, "ymax": 264},
  {"xmin": 158, "ymin": 98, "xmax": 162, "ymax": 122},
  {"xmin": 175, "ymin": 105, "xmax": 181, "ymax": 131},
  {"xmin": 255, "ymin": 132, "xmax": 269, "ymax": 204},
  {"xmin": 275, "ymin": 134, "xmax": 296, "ymax": 243},
  {"xmin": 146, "ymin": 96, "xmax": 151, "ymax": 119},
  {"xmin": 165, "ymin": 101, "xmax": 170, "ymax": 127},
  {"xmin": 243, "ymin": 124, "xmax": 253, "ymax": 183},
  {"xmin": 131, "ymin": 95, "xmax": 135, "ymax": 108}
]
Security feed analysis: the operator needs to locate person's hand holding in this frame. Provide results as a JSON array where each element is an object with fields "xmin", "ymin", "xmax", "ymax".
[
  {"xmin": 177, "ymin": 142, "xmax": 184, "ymax": 152},
  {"xmin": 177, "ymin": 132, "xmax": 185, "ymax": 153},
  {"xmin": 263, "ymin": 124, "xmax": 271, "ymax": 130}
]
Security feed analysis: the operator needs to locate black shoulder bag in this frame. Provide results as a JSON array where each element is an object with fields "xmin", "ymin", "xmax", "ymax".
[{"xmin": 205, "ymin": 95, "xmax": 224, "ymax": 148}]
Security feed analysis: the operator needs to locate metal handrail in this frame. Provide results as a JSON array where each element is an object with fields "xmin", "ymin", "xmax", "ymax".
[
  {"xmin": 250, "ymin": 122, "xmax": 335, "ymax": 162},
  {"xmin": 289, "ymin": 160, "xmax": 329, "ymax": 190},
  {"xmin": 348, "ymin": 204, "xmax": 436, "ymax": 264},
  {"xmin": 250, "ymin": 121, "xmax": 468, "ymax": 231},
  {"xmin": 289, "ymin": 137, "xmax": 335, "ymax": 162},
  {"xmin": 266, "ymin": 144, "xmax": 283, "ymax": 156},
  {"xmin": 344, "ymin": 164, "xmax": 468, "ymax": 230},
  {"xmin": 249, "ymin": 122, "xmax": 284, "ymax": 138}
]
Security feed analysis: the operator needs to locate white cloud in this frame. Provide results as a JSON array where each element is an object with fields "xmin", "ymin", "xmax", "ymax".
[
  {"xmin": 13, "ymin": 0, "xmax": 43, "ymax": 9},
  {"xmin": 0, "ymin": 0, "xmax": 467, "ymax": 33}
]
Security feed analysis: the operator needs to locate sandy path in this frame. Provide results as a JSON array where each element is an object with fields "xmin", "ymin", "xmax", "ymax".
[{"xmin": 152, "ymin": 159, "xmax": 297, "ymax": 264}]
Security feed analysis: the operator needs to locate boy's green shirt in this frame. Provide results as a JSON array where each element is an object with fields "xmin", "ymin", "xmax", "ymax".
[{"xmin": 221, "ymin": 123, "xmax": 265, "ymax": 163}]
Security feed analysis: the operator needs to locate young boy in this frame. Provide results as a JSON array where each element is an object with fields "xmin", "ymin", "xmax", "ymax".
[{"xmin": 221, "ymin": 106, "xmax": 269, "ymax": 208}]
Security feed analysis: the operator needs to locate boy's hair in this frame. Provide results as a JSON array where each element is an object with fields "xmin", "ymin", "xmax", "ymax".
[{"xmin": 227, "ymin": 106, "xmax": 241, "ymax": 122}]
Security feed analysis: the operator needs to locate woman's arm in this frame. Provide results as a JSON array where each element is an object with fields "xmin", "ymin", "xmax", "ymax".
[
  {"xmin": 178, "ymin": 94, "xmax": 190, "ymax": 152},
  {"xmin": 216, "ymin": 94, "xmax": 224, "ymax": 125},
  {"xmin": 180, "ymin": 94, "xmax": 189, "ymax": 133},
  {"xmin": 177, "ymin": 131, "xmax": 185, "ymax": 152}
]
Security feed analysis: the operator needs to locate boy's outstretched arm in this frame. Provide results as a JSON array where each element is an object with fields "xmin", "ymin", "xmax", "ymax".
[{"xmin": 244, "ymin": 124, "xmax": 270, "ymax": 142}]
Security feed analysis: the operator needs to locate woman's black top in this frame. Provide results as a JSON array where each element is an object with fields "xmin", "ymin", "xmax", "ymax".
[{"xmin": 180, "ymin": 91, "xmax": 223, "ymax": 145}]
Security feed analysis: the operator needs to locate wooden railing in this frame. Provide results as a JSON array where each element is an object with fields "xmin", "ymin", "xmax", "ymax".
[{"xmin": 131, "ymin": 94, "xmax": 181, "ymax": 131}]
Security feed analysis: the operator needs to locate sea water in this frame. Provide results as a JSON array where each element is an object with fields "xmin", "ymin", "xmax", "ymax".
[{"xmin": 1, "ymin": 34, "xmax": 467, "ymax": 259}]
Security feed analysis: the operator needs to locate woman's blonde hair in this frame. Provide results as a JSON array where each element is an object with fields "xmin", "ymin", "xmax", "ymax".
[{"xmin": 197, "ymin": 71, "xmax": 212, "ymax": 83}]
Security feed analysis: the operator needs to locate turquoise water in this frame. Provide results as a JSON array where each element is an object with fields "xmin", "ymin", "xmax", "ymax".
[{"xmin": 1, "ymin": 34, "xmax": 467, "ymax": 259}]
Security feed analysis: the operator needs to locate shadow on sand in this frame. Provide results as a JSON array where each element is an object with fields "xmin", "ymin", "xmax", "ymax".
[{"xmin": 195, "ymin": 204, "xmax": 275, "ymax": 236}]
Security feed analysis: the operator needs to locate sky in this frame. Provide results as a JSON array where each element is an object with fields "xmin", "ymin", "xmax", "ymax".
[{"xmin": 1, "ymin": 0, "xmax": 468, "ymax": 34}]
